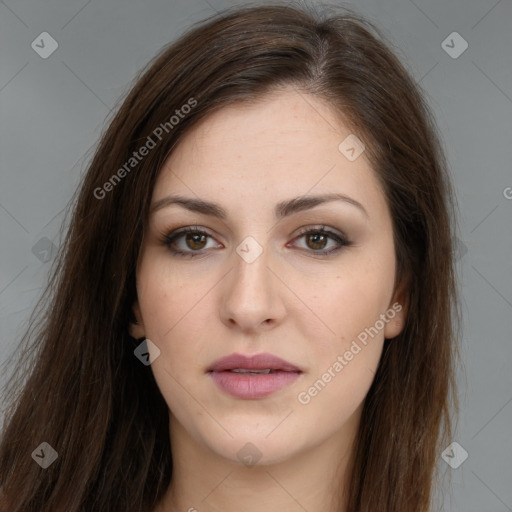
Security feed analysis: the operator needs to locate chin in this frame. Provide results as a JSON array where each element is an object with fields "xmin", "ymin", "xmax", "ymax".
[{"xmin": 202, "ymin": 428, "xmax": 307, "ymax": 468}]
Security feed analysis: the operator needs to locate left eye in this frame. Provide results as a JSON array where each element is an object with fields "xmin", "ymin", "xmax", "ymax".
[
  {"xmin": 295, "ymin": 232, "xmax": 333, "ymax": 250},
  {"xmin": 289, "ymin": 228, "xmax": 350, "ymax": 254}
]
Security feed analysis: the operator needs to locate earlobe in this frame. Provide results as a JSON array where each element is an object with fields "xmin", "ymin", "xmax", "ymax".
[
  {"xmin": 129, "ymin": 301, "xmax": 146, "ymax": 339},
  {"xmin": 384, "ymin": 307, "xmax": 405, "ymax": 339},
  {"xmin": 384, "ymin": 277, "xmax": 409, "ymax": 340}
]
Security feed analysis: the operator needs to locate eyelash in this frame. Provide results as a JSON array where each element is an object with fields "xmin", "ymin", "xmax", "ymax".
[{"xmin": 162, "ymin": 225, "xmax": 352, "ymax": 259}]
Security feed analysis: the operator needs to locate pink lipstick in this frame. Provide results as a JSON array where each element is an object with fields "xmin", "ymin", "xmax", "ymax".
[{"xmin": 207, "ymin": 352, "xmax": 303, "ymax": 399}]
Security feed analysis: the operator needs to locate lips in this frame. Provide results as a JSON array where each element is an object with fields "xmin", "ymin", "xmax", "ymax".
[
  {"xmin": 207, "ymin": 352, "xmax": 303, "ymax": 399},
  {"xmin": 207, "ymin": 352, "xmax": 302, "ymax": 373}
]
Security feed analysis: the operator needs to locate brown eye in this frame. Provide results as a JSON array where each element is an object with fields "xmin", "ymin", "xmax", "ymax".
[
  {"xmin": 291, "ymin": 227, "xmax": 351, "ymax": 256},
  {"xmin": 164, "ymin": 227, "xmax": 222, "ymax": 258},
  {"xmin": 185, "ymin": 232, "xmax": 207, "ymax": 250},
  {"xmin": 305, "ymin": 232, "xmax": 328, "ymax": 250}
]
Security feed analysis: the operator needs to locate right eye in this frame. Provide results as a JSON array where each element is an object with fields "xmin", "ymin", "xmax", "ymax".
[{"xmin": 163, "ymin": 226, "xmax": 223, "ymax": 258}]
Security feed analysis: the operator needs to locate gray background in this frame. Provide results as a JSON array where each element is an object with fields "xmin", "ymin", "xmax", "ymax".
[{"xmin": 1, "ymin": 0, "xmax": 511, "ymax": 510}]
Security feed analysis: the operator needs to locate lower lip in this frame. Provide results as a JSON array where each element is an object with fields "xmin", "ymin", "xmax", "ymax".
[{"xmin": 209, "ymin": 370, "xmax": 301, "ymax": 399}]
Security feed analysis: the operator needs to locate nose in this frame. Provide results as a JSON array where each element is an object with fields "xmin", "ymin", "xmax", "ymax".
[{"xmin": 220, "ymin": 243, "xmax": 286, "ymax": 333}]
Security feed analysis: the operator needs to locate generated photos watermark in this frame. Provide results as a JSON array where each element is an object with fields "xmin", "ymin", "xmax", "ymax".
[
  {"xmin": 297, "ymin": 302, "xmax": 402, "ymax": 405},
  {"xmin": 93, "ymin": 97, "xmax": 197, "ymax": 200}
]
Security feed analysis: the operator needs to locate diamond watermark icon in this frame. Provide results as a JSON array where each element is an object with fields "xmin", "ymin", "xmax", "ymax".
[
  {"xmin": 338, "ymin": 134, "xmax": 365, "ymax": 161},
  {"xmin": 31, "ymin": 442, "xmax": 58, "ymax": 469},
  {"xmin": 441, "ymin": 32, "xmax": 468, "ymax": 59},
  {"xmin": 237, "ymin": 442, "xmax": 262, "ymax": 467},
  {"xmin": 134, "ymin": 338, "xmax": 161, "ymax": 366},
  {"xmin": 441, "ymin": 441, "xmax": 468, "ymax": 469},
  {"xmin": 236, "ymin": 236, "xmax": 263, "ymax": 264},
  {"xmin": 31, "ymin": 32, "xmax": 59, "ymax": 59},
  {"xmin": 31, "ymin": 237, "xmax": 57, "ymax": 263}
]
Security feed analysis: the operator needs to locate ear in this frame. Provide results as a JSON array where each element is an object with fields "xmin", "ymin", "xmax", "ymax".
[
  {"xmin": 384, "ymin": 276, "xmax": 409, "ymax": 340},
  {"xmin": 129, "ymin": 300, "xmax": 146, "ymax": 339}
]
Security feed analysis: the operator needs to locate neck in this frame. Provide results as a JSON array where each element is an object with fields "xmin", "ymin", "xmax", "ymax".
[{"xmin": 155, "ymin": 409, "xmax": 360, "ymax": 512}]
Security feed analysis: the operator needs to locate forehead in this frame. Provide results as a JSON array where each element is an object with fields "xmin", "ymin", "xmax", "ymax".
[{"xmin": 153, "ymin": 89, "xmax": 385, "ymax": 217}]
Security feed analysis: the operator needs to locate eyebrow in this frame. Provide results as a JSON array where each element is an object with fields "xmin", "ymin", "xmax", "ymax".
[{"xmin": 149, "ymin": 192, "xmax": 369, "ymax": 220}]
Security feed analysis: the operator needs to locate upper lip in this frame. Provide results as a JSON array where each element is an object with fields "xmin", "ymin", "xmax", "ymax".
[{"xmin": 207, "ymin": 352, "xmax": 302, "ymax": 373}]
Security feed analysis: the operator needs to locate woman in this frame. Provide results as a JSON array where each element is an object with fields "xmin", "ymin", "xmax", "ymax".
[{"xmin": 0, "ymin": 3, "xmax": 460, "ymax": 511}]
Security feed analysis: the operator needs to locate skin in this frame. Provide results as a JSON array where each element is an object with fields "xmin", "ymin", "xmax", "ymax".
[{"xmin": 130, "ymin": 87, "xmax": 407, "ymax": 512}]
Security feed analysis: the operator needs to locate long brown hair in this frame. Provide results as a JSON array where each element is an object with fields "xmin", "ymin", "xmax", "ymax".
[{"xmin": 0, "ymin": 3, "xmax": 460, "ymax": 511}]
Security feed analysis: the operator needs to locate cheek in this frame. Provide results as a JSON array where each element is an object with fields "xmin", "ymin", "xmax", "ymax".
[
  {"xmin": 137, "ymin": 267, "xmax": 211, "ymax": 420},
  {"xmin": 291, "ymin": 253, "xmax": 393, "ymax": 408},
  {"xmin": 293, "ymin": 278, "xmax": 387, "ymax": 427},
  {"xmin": 137, "ymin": 258, "xmax": 217, "ymax": 384},
  {"xmin": 294, "ymin": 253, "xmax": 394, "ymax": 351},
  {"xmin": 295, "ymin": 346, "xmax": 380, "ymax": 438},
  {"xmin": 138, "ymin": 255, "xmax": 212, "ymax": 337}
]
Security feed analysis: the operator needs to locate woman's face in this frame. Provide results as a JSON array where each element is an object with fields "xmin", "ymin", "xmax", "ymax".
[{"xmin": 131, "ymin": 88, "xmax": 406, "ymax": 466}]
